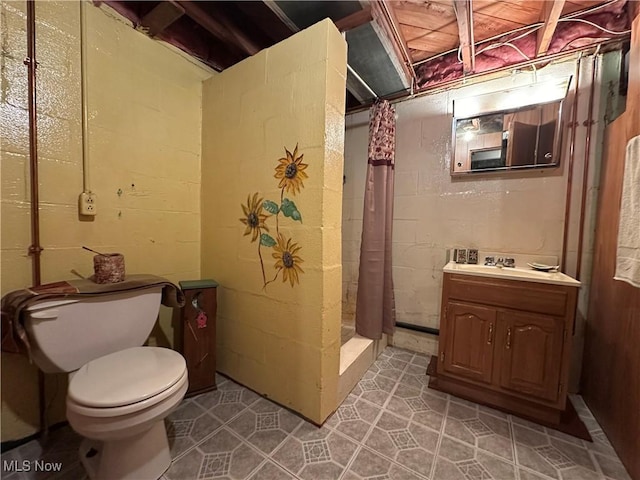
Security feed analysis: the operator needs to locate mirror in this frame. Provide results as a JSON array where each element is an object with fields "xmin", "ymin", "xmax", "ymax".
[{"xmin": 452, "ymin": 100, "xmax": 564, "ymax": 175}]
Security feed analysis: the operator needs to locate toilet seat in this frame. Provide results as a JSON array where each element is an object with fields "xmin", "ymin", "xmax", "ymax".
[{"xmin": 68, "ymin": 347, "xmax": 187, "ymax": 417}]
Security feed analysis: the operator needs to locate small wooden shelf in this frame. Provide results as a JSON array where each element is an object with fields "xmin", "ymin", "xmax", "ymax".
[{"xmin": 173, "ymin": 279, "xmax": 218, "ymax": 396}]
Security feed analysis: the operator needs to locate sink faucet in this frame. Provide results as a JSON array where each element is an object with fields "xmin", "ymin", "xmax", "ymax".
[{"xmin": 485, "ymin": 257, "xmax": 515, "ymax": 267}]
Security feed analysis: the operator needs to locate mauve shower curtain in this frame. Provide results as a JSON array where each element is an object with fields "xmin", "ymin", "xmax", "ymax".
[{"xmin": 355, "ymin": 100, "xmax": 396, "ymax": 340}]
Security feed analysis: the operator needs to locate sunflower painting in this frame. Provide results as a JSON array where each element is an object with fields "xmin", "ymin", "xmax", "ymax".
[
  {"xmin": 274, "ymin": 144, "xmax": 308, "ymax": 195},
  {"xmin": 239, "ymin": 145, "xmax": 307, "ymax": 290},
  {"xmin": 272, "ymin": 234, "xmax": 304, "ymax": 287},
  {"xmin": 239, "ymin": 193, "xmax": 270, "ymax": 242}
]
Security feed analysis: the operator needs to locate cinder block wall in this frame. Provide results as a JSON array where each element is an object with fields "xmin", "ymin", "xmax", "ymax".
[
  {"xmin": 201, "ymin": 19, "xmax": 346, "ymax": 424},
  {"xmin": 0, "ymin": 1, "xmax": 209, "ymax": 442}
]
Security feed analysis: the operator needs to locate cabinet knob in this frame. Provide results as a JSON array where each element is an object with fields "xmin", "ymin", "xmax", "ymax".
[
  {"xmin": 506, "ymin": 328, "xmax": 512, "ymax": 349},
  {"xmin": 487, "ymin": 323, "xmax": 494, "ymax": 344}
]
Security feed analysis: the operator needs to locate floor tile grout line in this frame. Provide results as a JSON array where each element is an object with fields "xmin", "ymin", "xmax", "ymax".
[
  {"xmin": 428, "ymin": 391, "xmax": 450, "ymax": 480},
  {"xmin": 337, "ymin": 351, "xmax": 416, "ymax": 480},
  {"xmin": 438, "ymin": 427, "xmax": 519, "ymax": 465},
  {"xmin": 262, "ymin": 428, "xmax": 307, "ymax": 480},
  {"xmin": 169, "ymin": 395, "xmax": 262, "ymax": 463},
  {"xmin": 243, "ymin": 457, "xmax": 279, "ymax": 480},
  {"xmin": 373, "ymin": 353, "xmax": 433, "ymax": 479},
  {"xmin": 350, "ymin": 444, "xmax": 432, "ymax": 480},
  {"xmin": 177, "ymin": 424, "xmax": 293, "ymax": 480},
  {"xmin": 508, "ymin": 414, "xmax": 522, "ymax": 480},
  {"xmin": 220, "ymin": 404, "xmax": 317, "ymax": 477},
  {"xmin": 516, "ymin": 464, "xmax": 563, "ymax": 480},
  {"xmin": 7, "ymin": 351, "xmax": 631, "ymax": 480},
  {"xmin": 265, "ymin": 417, "xmax": 308, "ymax": 465},
  {"xmin": 588, "ymin": 448, "xmax": 607, "ymax": 478},
  {"xmin": 510, "ymin": 412, "xmax": 605, "ymax": 477}
]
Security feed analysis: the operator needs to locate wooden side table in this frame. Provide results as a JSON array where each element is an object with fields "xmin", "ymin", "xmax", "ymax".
[{"xmin": 174, "ymin": 279, "xmax": 218, "ymax": 396}]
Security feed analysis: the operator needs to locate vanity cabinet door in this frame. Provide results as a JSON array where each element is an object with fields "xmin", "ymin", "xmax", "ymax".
[
  {"xmin": 497, "ymin": 311, "xmax": 564, "ymax": 402},
  {"xmin": 442, "ymin": 301, "xmax": 496, "ymax": 384}
]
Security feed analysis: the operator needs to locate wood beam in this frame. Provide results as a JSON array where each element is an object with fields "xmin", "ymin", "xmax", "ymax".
[
  {"xmin": 371, "ymin": 1, "xmax": 415, "ymax": 88},
  {"xmin": 179, "ymin": 1, "xmax": 260, "ymax": 56},
  {"xmin": 140, "ymin": 1, "xmax": 184, "ymax": 37},
  {"xmin": 334, "ymin": 5, "xmax": 372, "ymax": 32},
  {"xmin": 383, "ymin": 1, "xmax": 415, "ymax": 73},
  {"xmin": 536, "ymin": 0, "xmax": 566, "ymax": 57},
  {"xmin": 453, "ymin": 0, "xmax": 475, "ymax": 73}
]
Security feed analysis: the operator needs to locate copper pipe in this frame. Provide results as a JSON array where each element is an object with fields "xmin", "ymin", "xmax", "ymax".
[
  {"xmin": 25, "ymin": 0, "xmax": 42, "ymax": 285},
  {"xmin": 576, "ymin": 52, "xmax": 599, "ymax": 281},
  {"xmin": 560, "ymin": 54, "xmax": 583, "ymax": 273},
  {"xmin": 25, "ymin": 0, "xmax": 47, "ymax": 438}
]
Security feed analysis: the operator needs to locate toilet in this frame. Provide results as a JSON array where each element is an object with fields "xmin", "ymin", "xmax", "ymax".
[{"xmin": 23, "ymin": 287, "xmax": 188, "ymax": 480}]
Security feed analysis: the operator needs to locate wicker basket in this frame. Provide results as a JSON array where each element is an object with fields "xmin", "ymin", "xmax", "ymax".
[{"xmin": 93, "ymin": 254, "xmax": 125, "ymax": 284}]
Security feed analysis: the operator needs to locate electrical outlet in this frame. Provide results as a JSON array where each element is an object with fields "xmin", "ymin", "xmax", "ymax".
[{"xmin": 79, "ymin": 192, "xmax": 97, "ymax": 216}]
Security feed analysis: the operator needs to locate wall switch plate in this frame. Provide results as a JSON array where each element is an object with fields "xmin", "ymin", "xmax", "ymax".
[{"xmin": 79, "ymin": 192, "xmax": 97, "ymax": 216}]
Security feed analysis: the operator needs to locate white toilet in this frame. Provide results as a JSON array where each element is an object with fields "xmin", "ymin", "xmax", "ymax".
[{"xmin": 23, "ymin": 287, "xmax": 188, "ymax": 480}]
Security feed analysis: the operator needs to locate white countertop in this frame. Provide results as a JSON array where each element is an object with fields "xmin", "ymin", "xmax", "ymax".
[{"xmin": 443, "ymin": 261, "xmax": 581, "ymax": 287}]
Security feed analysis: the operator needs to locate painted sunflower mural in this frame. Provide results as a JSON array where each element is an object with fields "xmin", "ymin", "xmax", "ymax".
[
  {"xmin": 239, "ymin": 193, "xmax": 270, "ymax": 242},
  {"xmin": 239, "ymin": 145, "xmax": 307, "ymax": 289},
  {"xmin": 274, "ymin": 144, "xmax": 308, "ymax": 195},
  {"xmin": 272, "ymin": 234, "xmax": 304, "ymax": 287}
]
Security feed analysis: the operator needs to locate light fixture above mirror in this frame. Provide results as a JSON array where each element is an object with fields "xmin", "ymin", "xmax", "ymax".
[{"xmin": 451, "ymin": 78, "xmax": 571, "ymax": 176}]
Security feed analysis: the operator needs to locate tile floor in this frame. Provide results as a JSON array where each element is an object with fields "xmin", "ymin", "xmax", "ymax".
[{"xmin": 0, "ymin": 347, "xmax": 632, "ymax": 480}]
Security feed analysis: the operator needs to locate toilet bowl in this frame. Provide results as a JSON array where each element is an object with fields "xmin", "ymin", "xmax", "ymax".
[
  {"xmin": 23, "ymin": 286, "xmax": 188, "ymax": 480},
  {"xmin": 67, "ymin": 348, "xmax": 188, "ymax": 479}
]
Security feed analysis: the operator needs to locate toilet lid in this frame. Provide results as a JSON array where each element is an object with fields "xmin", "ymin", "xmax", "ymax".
[{"xmin": 68, "ymin": 347, "xmax": 186, "ymax": 407}]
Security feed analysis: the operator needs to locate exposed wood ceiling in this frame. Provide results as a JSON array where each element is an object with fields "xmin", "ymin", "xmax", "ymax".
[{"xmin": 102, "ymin": 0, "xmax": 634, "ymax": 111}]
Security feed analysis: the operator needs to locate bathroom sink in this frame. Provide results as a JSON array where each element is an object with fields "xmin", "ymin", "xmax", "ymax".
[{"xmin": 443, "ymin": 261, "xmax": 580, "ymax": 286}]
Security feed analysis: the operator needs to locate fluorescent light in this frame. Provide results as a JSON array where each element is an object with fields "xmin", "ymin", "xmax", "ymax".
[{"xmin": 453, "ymin": 77, "xmax": 572, "ymax": 118}]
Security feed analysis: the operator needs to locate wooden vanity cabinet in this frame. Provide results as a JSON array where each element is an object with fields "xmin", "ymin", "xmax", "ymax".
[
  {"xmin": 441, "ymin": 301, "xmax": 496, "ymax": 384},
  {"xmin": 496, "ymin": 310, "xmax": 565, "ymax": 403},
  {"xmin": 430, "ymin": 273, "xmax": 578, "ymax": 424}
]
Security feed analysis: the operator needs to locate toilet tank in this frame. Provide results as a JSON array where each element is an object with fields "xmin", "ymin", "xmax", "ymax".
[{"xmin": 24, "ymin": 288, "xmax": 162, "ymax": 373}]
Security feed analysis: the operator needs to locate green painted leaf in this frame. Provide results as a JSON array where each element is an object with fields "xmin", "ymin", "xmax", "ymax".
[
  {"xmin": 281, "ymin": 198, "xmax": 302, "ymax": 223},
  {"xmin": 260, "ymin": 233, "xmax": 276, "ymax": 247},
  {"xmin": 262, "ymin": 200, "xmax": 279, "ymax": 214}
]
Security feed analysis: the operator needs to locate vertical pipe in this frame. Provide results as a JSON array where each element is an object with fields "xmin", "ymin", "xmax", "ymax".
[
  {"xmin": 80, "ymin": 0, "xmax": 91, "ymax": 193},
  {"xmin": 576, "ymin": 53, "xmax": 599, "ymax": 281},
  {"xmin": 24, "ymin": 0, "xmax": 47, "ymax": 438},
  {"xmin": 25, "ymin": 0, "xmax": 42, "ymax": 282},
  {"xmin": 560, "ymin": 54, "xmax": 582, "ymax": 273}
]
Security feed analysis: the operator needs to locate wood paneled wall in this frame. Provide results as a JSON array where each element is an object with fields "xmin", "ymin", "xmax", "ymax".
[{"xmin": 582, "ymin": 13, "xmax": 640, "ymax": 480}]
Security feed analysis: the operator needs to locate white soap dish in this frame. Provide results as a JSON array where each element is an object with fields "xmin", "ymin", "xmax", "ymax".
[{"xmin": 527, "ymin": 262, "xmax": 559, "ymax": 272}]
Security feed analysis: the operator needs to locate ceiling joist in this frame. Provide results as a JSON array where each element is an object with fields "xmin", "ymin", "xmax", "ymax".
[
  {"xmin": 371, "ymin": 1, "xmax": 415, "ymax": 88},
  {"xmin": 453, "ymin": 0, "xmax": 475, "ymax": 73},
  {"xmin": 536, "ymin": 0, "xmax": 566, "ymax": 57},
  {"xmin": 334, "ymin": 5, "xmax": 373, "ymax": 32},
  {"xmin": 180, "ymin": 1, "xmax": 260, "ymax": 56},
  {"xmin": 139, "ymin": 1, "xmax": 184, "ymax": 37}
]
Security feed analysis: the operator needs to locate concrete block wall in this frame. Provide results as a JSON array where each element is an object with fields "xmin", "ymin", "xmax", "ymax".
[
  {"xmin": 200, "ymin": 19, "xmax": 346, "ymax": 424},
  {"xmin": 343, "ymin": 58, "xmax": 605, "ymax": 363},
  {"xmin": 0, "ymin": 1, "xmax": 210, "ymax": 442}
]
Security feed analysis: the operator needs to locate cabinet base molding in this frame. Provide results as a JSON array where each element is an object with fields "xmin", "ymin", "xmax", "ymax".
[{"xmin": 427, "ymin": 357, "xmax": 591, "ymax": 441}]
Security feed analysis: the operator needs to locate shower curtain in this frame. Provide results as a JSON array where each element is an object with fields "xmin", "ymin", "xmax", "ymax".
[{"xmin": 355, "ymin": 100, "xmax": 396, "ymax": 340}]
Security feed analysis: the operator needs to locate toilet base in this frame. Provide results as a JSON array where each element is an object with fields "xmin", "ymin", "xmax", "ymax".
[{"xmin": 79, "ymin": 421, "xmax": 172, "ymax": 480}]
